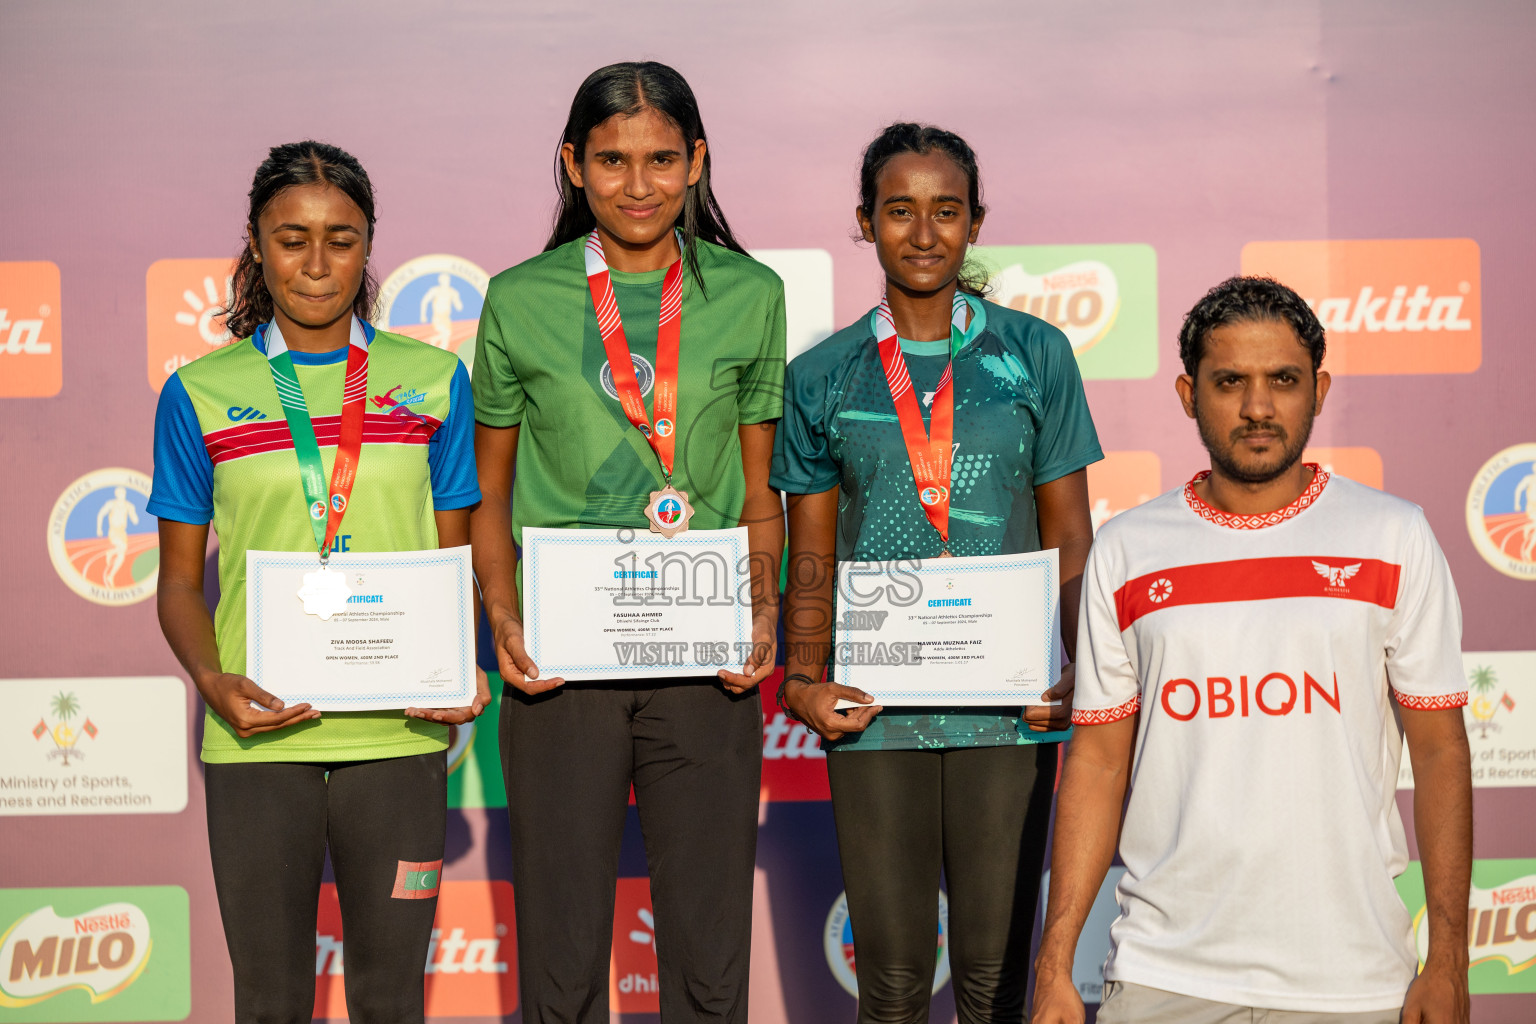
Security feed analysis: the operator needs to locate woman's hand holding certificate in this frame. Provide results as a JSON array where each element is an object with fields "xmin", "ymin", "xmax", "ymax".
[{"xmin": 834, "ymin": 549, "xmax": 1064, "ymax": 707}]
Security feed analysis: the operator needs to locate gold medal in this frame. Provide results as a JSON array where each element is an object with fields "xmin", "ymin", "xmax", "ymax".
[{"xmin": 646, "ymin": 485, "xmax": 694, "ymax": 538}]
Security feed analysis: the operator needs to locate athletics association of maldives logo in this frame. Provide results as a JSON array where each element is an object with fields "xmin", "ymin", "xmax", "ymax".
[
  {"xmin": 654, "ymin": 495, "xmax": 684, "ymax": 526},
  {"xmin": 919, "ymin": 486, "xmax": 947, "ymax": 507},
  {"xmin": 47, "ymin": 469, "xmax": 158, "ymax": 606},
  {"xmin": 375, "ymin": 255, "xmax": 488, "ymax": 376},
  {"xmin": 823, "ymin": 891, "xmax": 950, "ymax": 998},
  {"xmin": 1466, "ymin": 443, "xmax": 1536, "ymax": 581}
]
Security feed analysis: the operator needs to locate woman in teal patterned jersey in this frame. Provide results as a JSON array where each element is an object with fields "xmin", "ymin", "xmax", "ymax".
[
  {"xmin": 468, "ymin": 62, "xmax": 785, "ymax": 1023},
  {"xmin": 774, "ymin": 123, "xmax": 1101, "ymax": 1023}
]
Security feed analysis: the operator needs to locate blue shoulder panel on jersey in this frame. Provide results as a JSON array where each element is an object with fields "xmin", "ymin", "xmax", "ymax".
[
  {"xmin": 147, "ymin": 371, "xmax": 215, "ymax": 524},
  {"xmin": 428, "ymin": 360, "xmax": 482, "ymax": 510}
]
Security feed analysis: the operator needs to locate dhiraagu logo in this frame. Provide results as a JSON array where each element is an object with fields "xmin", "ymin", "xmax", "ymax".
[
  {"xmin": 971, "ymin": 244, "xmax": 1158, "ymax": 380},
  {"xmin": 0, "ymin": 886, "xmax": 189, "ymax": 1022},
  {"xmin": 1397, "ymin": 859, "xmax": 1536, "ymax": 993}
]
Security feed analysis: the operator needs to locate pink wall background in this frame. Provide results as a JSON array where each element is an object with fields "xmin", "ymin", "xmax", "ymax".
[{"xmin": 3, "ymin": 1, "xmax": 1533, "ymax": 1021}]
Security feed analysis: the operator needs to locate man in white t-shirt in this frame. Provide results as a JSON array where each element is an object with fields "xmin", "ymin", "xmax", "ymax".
[{"xmin": 1032, "ymin": 277, "xmax": 1472, "ymax": 1024}]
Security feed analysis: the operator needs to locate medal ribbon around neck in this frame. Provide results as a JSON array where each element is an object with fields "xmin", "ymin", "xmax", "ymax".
[
  {"xmin": 583, "ymin": 229, "xmax": 684, "ymax": 482},
  {"xmin": 261, "ymin": 317, "xmax": 371, "ymax": 561},
  {"xmin": 876, "ymin": 290, "xmax": 970, "ymax": 552}
]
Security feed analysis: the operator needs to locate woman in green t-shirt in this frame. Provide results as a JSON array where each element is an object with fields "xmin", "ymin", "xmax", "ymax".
[
  {"xmin": 773, "ymin": 123, "xmax": 1102, "ymax": 1023},
  {"xmin": 469, "ymin": 62, "xmax": 785, "ymax": 1023}
]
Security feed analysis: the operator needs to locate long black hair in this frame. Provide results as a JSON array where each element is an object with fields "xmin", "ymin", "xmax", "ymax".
[
  {"xmin": 223, "ymin": 140, "xmax": 378, "ymax": 340},
  {"xmin": 545, "ymin": 61, "xmax": 746, "ymax": 290},
  {"xmin": 858, "ymin": 122, "xmax": 990, "ymax": 295}
]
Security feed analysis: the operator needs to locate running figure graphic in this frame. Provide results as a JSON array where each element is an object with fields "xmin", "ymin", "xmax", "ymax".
[
  {"xmin": 96, "ymin": 486, "xmax": 139, "ymax": 586},
  {"xmin": 419, "ymin": 273, "xmax": 463, "ymax": 349},
  {"xmin": 1515, "ymin": 461, "xmax": 1536, "ymax": 562}
]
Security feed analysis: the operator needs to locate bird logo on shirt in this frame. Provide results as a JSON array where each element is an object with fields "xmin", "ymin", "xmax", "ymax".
[{"xmin": 1312, "ymin": 561, "xmax": 1362, "ymax": 587}]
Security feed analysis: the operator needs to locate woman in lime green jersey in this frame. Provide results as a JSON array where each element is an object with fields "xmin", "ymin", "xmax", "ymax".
[
  {"xmin": 469, "ymin": 62, "xmax": 785, "ymax": 1023},
  {"xmin": 151, "ymin": 141, "xmax": 487, "ymax": 1023}
]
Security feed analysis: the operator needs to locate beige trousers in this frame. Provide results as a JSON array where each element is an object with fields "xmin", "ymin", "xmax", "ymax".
[{"xmin": 1095, "ymin": 981, "xmax": 1402, "ymax": 1024}]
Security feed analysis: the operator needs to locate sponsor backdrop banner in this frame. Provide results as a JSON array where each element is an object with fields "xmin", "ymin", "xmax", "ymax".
[{"xmin": 2, "ymin": 1, "xmax": 1533, "ymax": 1021}]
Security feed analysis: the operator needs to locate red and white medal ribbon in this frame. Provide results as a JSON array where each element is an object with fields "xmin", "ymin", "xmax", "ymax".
[
  {"xmin": 583, "ymin": 230, "xmax": 683, "ymax": 480},
  {"xmin": 583, "ymin": 230, "xmax": 694, "ymax": 536},
  {"xmin": 875, "ymin": 291, "xmax": 969, "ymax": 554}
]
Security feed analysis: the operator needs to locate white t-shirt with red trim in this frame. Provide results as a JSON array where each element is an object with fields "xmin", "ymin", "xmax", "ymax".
[{"xmin": 1072, "ymin": 467, "xmax": 1466, "ymax": 1013}]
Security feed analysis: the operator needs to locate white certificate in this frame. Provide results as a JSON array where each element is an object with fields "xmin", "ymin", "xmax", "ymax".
[
  {"xmin": 834, "ymin": 549, "xmax": 1061, "ymax": 706},
  {"xmin": 522, "ymin": 527, "xmax": 752, "ymax": 681},
  {"xmin": 246, "ymin": 546, "xmax": 476, "ymax": 711}
]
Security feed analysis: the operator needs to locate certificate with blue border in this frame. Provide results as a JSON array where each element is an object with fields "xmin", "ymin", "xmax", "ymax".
[
  {"xmin": 834, "ymin": 549, "xmax": 1061, "ymax": 706},
  {"xmin": 522, "ymin": 527, "xmax": 752, "ymax": 681},
  {"xmin": 246, "ymin": 545, "xmax": 475, "ymax": 711}
]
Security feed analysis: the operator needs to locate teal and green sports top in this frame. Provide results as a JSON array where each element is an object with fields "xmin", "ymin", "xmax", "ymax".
[{"xmin": 771, "ymin": 295, "xmax": 1102, "ymax": 751}]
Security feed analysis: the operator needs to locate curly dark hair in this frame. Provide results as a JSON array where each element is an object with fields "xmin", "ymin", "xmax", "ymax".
[
  {"xmin": 857, "ymin": 122, "xmax": 989, "ymax": 295},
  {"xmin": 1177, "ymin": 276, "xmax": 1326, "ymax": 377},
  {"xmin": 223, "ymin": 141, "xmax": 378, "ymax": 340}
]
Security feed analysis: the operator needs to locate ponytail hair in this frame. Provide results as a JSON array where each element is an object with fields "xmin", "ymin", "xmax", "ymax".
[
  {"xmin": 546, "ymin": 61, "xmax": 746, "ymax": 292},
  {"xmin": 223, "ymin": 140, "xmax": 378, "ymax": 340},
  {"xmin": 858, "ymin": 123, "xmax": 990, "ymax": 295}
]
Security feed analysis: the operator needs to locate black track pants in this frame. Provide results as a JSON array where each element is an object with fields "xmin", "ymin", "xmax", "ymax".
[
  {"xmin": 827, "ymin": 742, "xmax": 1059, "ymax": 1024},
  {"xmin": 204, "ymin": 751, "xmax": 447, "ymax": 1024},
  {"xmin": 501, "ymin": 679, "xmax": 763, "ymax": 1024}
]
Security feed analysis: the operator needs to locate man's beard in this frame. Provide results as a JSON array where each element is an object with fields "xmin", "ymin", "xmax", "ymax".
[{"xmin": 1194, "ymin": 396, "xmax": 1315, "ymax": 486}]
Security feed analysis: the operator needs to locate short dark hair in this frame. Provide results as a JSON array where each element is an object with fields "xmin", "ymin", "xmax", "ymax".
[
  {"xmin": 224, "ymin": 141, "xmax": 378, "ymax": 341},
  {"xmin": 857, "ymin": 122, "xmax": 989, "ymax": 294},
  {"xmin": 1177, "ymin": 276, "xmax": 1325, "ymax": 377},
  {"xmin": 545, "ymin": 61, "xmax": 746, "ymax": 292}
]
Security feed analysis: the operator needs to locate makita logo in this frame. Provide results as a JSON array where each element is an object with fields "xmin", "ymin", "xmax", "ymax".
[
  {"xmin": 1, "ymin": 902, "xmax": 151, "ymax": 1003},
  {"xmin": 1160, "ymin": 672, "xmax": 1341, "ymax": 720},
  {"xmin": 0, "ymin": 308, "xmax": 51, "ymax": 355},
  {"xmin": 313, "ymin": 880, "xmax": 517, "ymax": 1018},
  {"xmin": 315, "ymin": 927, "xmax": 507, "ymax": 977},
  {"xmin": 226, "ymin": 405, "xmax": 268, "ymax": 422},
  {"xmin": 1240, "ymin": 238, "xmax": 1481, "ymax": 375},
  {"xmin": 1307, "ymin": 284, "xmax": 1472, "ymax": 335},
  {"xmin": 764, "ymin": 710, "xmax": 825, "ymax": 760},
  {"xmin": 0, "ymin": 261, "xmax": 63, "ymax": 397}
]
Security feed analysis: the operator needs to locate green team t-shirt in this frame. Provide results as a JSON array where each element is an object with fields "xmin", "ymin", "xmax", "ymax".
[
  {"xmin": 474, "ymin": 236, "xmax": 786, "ymax": 555},
  {"xmin": 771, "ymin": 296, "xmax": 1103, "ymax": 751}
]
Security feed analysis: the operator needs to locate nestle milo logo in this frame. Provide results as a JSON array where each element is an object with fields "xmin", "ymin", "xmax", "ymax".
[
  {"xmin": 972, "ymin": 244, "xmax": 1158, "ymax": 381},
  {"xmin": 0, "ymin": 886, "xmax": 188, "ymax": 1019}
]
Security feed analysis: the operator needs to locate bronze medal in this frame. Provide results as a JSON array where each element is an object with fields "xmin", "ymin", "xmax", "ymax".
[{"xmin": 646, "ymin": 485, "xmax": 694, "ymax": 538}]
